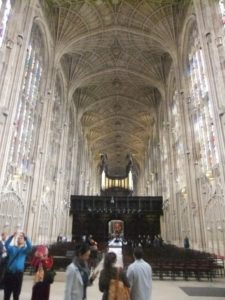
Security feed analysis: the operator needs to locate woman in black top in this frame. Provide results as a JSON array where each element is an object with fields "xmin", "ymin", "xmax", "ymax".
[{"xmin": 99, "ymin": 252, "xmax": 130, "ymax": 300}]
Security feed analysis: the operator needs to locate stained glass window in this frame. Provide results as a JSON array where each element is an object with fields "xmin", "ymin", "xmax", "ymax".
[
  {"xmin": 64, "ymin": 109, "xmax": 75, "ymax": 196},
  {"xmin": 162, "ymin": 132, "xmax": 170, "ymax": 199},
  {"xmin": 0, "ymin": 0, "xmax": 11, "ymax": 48},
  {"xmin": 170, "ymin": 92, "xmax": 185, "ymax": 190},
  {"xmin": 187, "ymin": 29, "xmax": 219, "ymax": 173},
  {"xmin": 7, "ymin": 24, "xmax": 45, "ymax": 180},
  {"xmin": 38, "ymin": 204, "xmax": 50, "ymax": 244},
  {"xmin": 219, "ymin": 0, "xmax": 225, "ymax": 28},
  {"xmin": 0, "ymin": 192, "xmax": 24, "ymax": 232},
  {"xmin": 46, "ymin": 76, "xmax": 63, "ymax": 183}
]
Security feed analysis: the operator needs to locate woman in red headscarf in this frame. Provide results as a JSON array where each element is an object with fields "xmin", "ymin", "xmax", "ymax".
[{"xmin": 30, "ymin": 245, "xmax": 55, "ymax": 300}]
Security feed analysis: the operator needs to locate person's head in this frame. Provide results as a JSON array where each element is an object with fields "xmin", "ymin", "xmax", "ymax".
[
  {"xmin": 75, "ymin": 242, "xmax": 91, "ymax": 262},
  {"xmin": 1, "ymin": 232, "xmax": 6, "ymax": 241},
  {"xmin": 103, "ymin": 252, "xmax": 117, "ymax": 270},
  {"xmin": 17, "ymin": 233, "xmax": 25, "ymax": 247},
  {"xmin": 35, "ymin": 245, "xmax": 49, "ymax": 258},
  {"xmin": 133, "ymin": 247, "xmax": 143, "ymax": 260}
]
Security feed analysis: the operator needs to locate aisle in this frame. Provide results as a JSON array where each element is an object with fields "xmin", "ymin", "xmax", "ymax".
[
  {"xmin": 1, "ymin": 259, "xmax": 225, "ymax": 300},
  {"xmin": 1, "ymin": 273, "xmax": 224, "ymax": 300}
]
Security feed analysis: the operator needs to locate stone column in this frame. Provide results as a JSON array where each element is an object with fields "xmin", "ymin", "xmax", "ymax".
[
  {"xmin": 26, "ymin": 62, "xmax": 56, "ymax": 242},
  {"xmin": 193, "ymin": 0, "xmax": 225, "ymax": 253},
  {"xmin": 0, "ymin": 1, "xmax": 36, "ymax": 189},
  {"xmin": 173, "ymin": 54, "xmax": 198, "ymax": 248}
]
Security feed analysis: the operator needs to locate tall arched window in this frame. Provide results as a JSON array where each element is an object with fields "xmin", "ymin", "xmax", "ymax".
[
  {"xmin": 170, "ymin": 91, "xmax": 185, "ymax": 191},
  {"xmin": 187, "ymin": 28, "xmax": 219, "ymax": 174},
  {"xmin": 39, "ymin": 76, "xmax": 64, "ymax": 243},
  {"xmin": 219, "ymin": 0, "xmax": 225, "ymax": 28},
  {"xmin": 46, "ymin": 75, "xmax": 63, "ymax": 183},
  {"xmin": 162, "ymin": 129, "xmax": 170, "ymax": 200},
  {"xmin": 38, "ymin": 203, "xmax": 50, "ymax": 244},
  {"xmin": 0, "ymin": 0, "xmax": 11, "ymax": 48},
  {"xmin": 61, "ymin": 108, "xmax": 75, "ymax": 202},
  {"xmin": 6, "ymin": 24, "xmax": 46, "ymax": 182},
  {"xmin": 65, "ymin": 109, "xmax": 75, "ymax": 193},
  {"xmin": 0, "ymin": 192, "xmax": 24, "ymax": 231}
]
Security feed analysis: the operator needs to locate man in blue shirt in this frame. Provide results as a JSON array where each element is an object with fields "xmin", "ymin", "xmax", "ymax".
[{"xmin": 4, "ymin": 232, "xmax": 32, "ymax": 300}]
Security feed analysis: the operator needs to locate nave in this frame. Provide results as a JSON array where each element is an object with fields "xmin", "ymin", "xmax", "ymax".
[{"xmin": 2, "ymin": 0, "xmax": 225, "ymax": 257}]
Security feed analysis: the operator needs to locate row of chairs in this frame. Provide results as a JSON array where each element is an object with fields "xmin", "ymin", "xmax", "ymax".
[
  {"xmin": 150, "ymin": 259, "xmax": 224, "ymax": 281},
  {"xmin": 122, "ymin": 245, "xmax": 225, "ymax": 281}
]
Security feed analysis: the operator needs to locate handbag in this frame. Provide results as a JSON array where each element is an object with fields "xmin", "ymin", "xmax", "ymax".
[
  {"xmin": 34, "ymin": 268, "xmax": 56, "ymax": 285},
  {"xmin": 43, "ymin": 269, "xmax": 56, "ymax": 284},
  {"xmin": 108, "ymin": 268, "xmax": 130, "ymax": 300},
  {"xmin": 34, "ymin": 264, "xmax": 44, "ymax": 283}
]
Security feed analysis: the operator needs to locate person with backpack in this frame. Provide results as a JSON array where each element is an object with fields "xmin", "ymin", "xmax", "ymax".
[{"xmin": 99, "ymin": 252, "xmax": 130, "ymax": 300}]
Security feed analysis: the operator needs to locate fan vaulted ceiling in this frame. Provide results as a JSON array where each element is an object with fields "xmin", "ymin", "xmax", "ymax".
[{"xmin": 42, "ymin": 0, "xmax": 190, "ymax": 176}]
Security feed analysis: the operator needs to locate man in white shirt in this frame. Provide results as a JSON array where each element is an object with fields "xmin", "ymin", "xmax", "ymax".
[{"xmin": 127, "ymin": 247, "xmax": 152, "ymax": 300}]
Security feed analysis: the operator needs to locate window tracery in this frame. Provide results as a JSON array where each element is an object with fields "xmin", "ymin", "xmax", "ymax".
[
  {"xmin": 162, "ymin": 131, "xmax": 170, "ymax": 200},
  {"xmin": 64, "ymin": 110, "xmax": 75, "ymax": 194},
  {"xmin": 187, "ymin": 29, "xmax": 219, "ymax": 174},
  {"xmin": 219, "ymin": 0, "xmax": 225, "ymax": 27},
  {"xmin": 38, "ymin": 204, "xmax": 50, "ymax": 244},
  {"xmin": 46, "ymin": 75, "xmax": 63, "ymax": 183},
  {"xmin": 6, "ymin": 24, "xmax": 45, "ymax": 183},
  {"xmin": 0, "ymin": 0, "xmax": 11, "ymax": 48},
  {"xmin": 170, "ymin": 91, "xmax": 185, "ymax": 191},
  {"xmin": 0, "ymin": 192, "xmax": 24, "ymax": 232}
]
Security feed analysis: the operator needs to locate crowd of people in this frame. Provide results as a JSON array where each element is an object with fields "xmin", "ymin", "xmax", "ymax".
[
  {"xmin": 0, "ymin": 231, "xmax": 55, "ymax": 300},
  {"xmin": 124, "ymin": 234, "xmax": 164, "ymax": 249},
  {"xmin": 64, "ymin": 240, "xmax": 152, "ymax": 300},
  {"xmin": 0, "ymin": 230, "xmax": 178, "ymax": 300},
  {"xmin": 99, "ymin": 247, "xmax": 152, "ymax": 300}
]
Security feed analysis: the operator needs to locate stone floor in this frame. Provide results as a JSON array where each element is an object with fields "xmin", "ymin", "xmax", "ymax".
[
  {"xmin": 0, "ymin": 255, "xmax": 225, "ymax": 300},
  {"xmin": 1, "ymin": 273, "xmax": 225, "ymax": 300}
]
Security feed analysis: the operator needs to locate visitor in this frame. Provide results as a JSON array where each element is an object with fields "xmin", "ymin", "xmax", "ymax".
[
  {"xmin": 30, "ymin": 245, "xmax": 55, "ymax": 300},
  {"xmin": 99, "ymin": 252, "xmax": 130, "ymax": 300},
  {"xmin": 184, "ymin": 236, "xmax": 190, "ymax": 249},
  {"xmin": 64, "ymin": 242, "xmax": 99, "ymax": 300},
  {"xmin": 4, "ymin": 232, "xmax": 32, "ymax": 300},
  {"xmin": 127, "ymin": 247, "xmax": 152, "ymax": 300}
]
